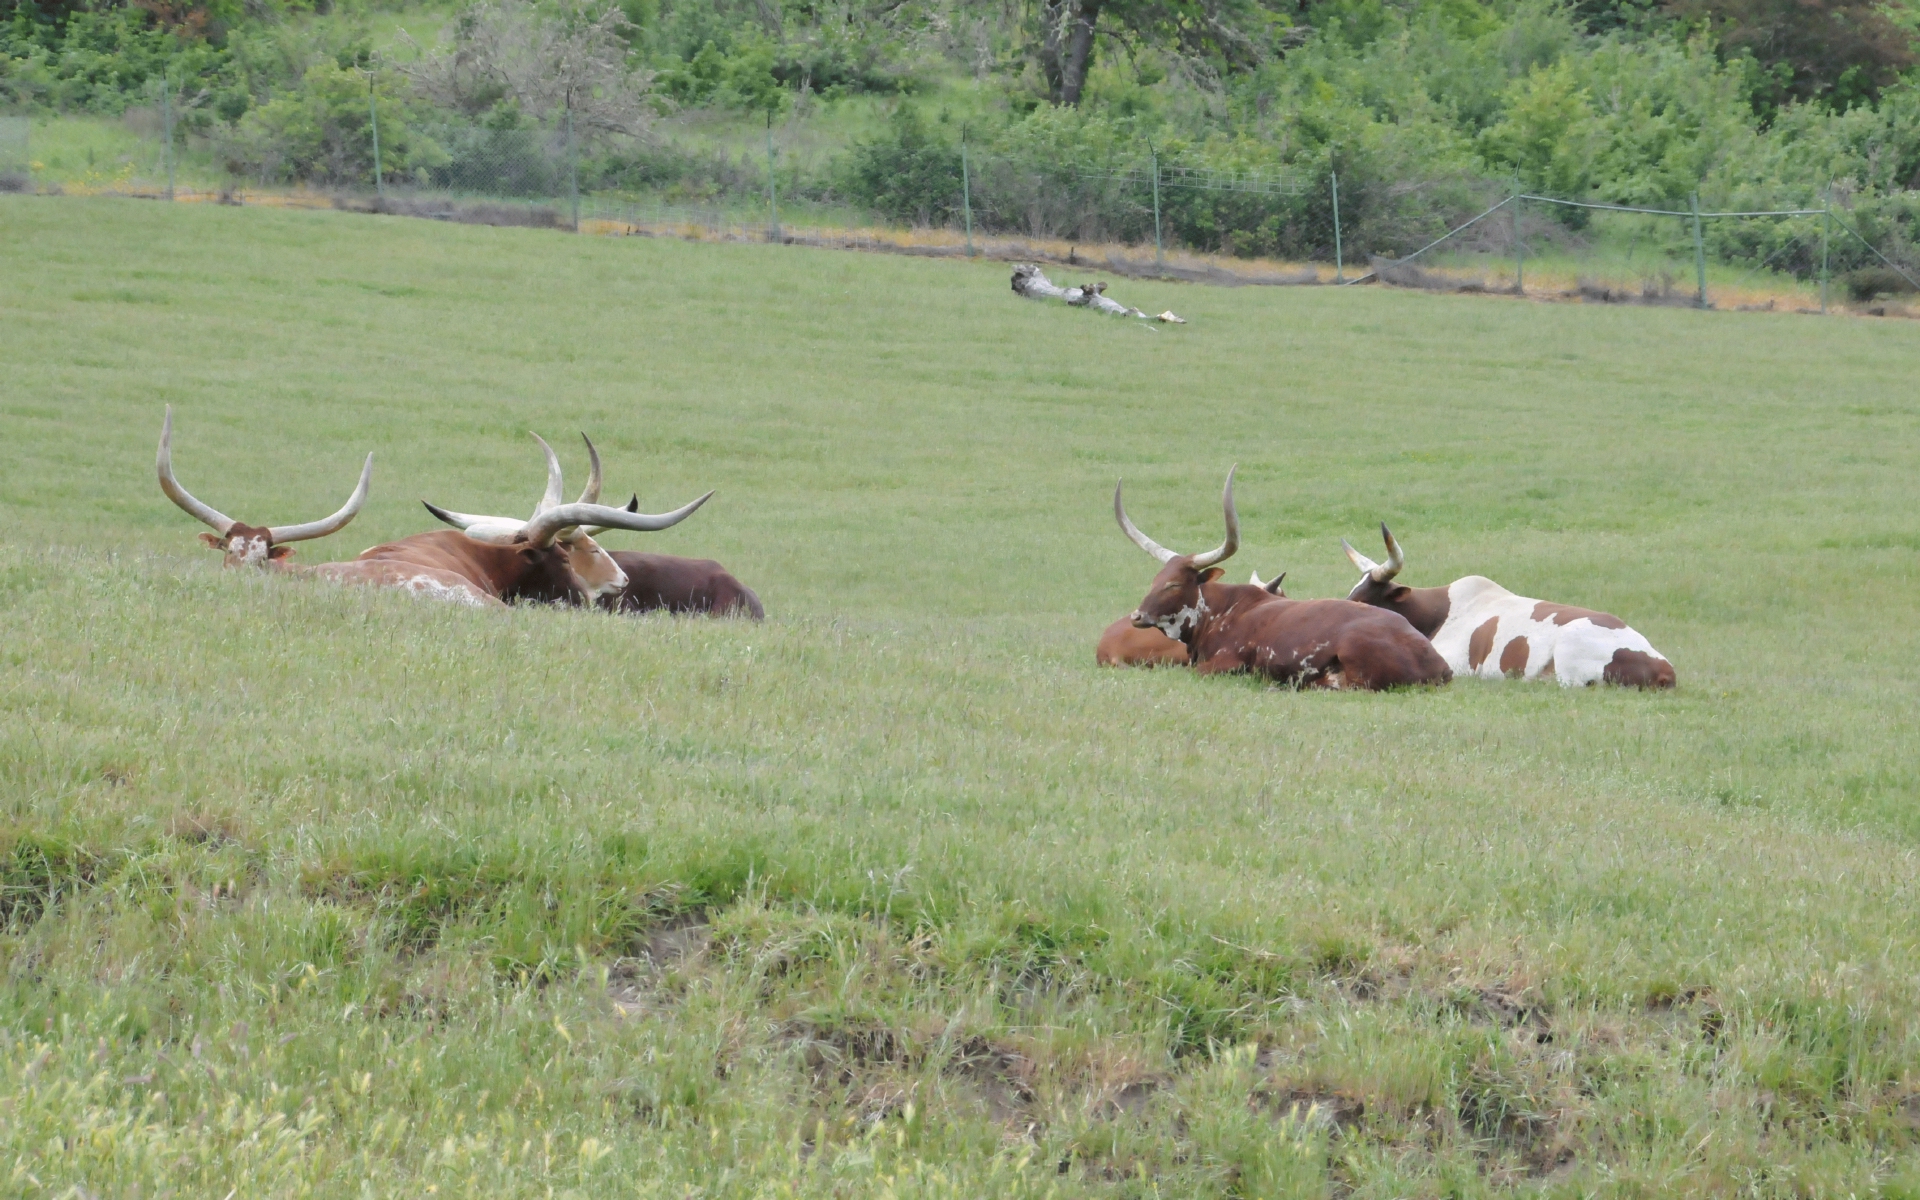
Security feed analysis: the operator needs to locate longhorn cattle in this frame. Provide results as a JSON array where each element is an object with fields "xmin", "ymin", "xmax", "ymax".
[
  {"xmin": 1340, "ymin": 525, "xmax": 1675, "ymax": 688},
  {"xmin": 1117, "ymin": 469, "xmax": 1451, "ymax": 690},
  {"xmin": 161, "ymin": 407, "xmax": 509, "ymax": 606},
  {"xmin": 468, "ymin": 435, "xmax": 762, "ymax": 619},
  {"xmin": 378, "ymin": 432, "xmax": 713, "ymax": 605},
  {"xmin": 159, "ymin": 406, "xmax": 372, "ymax": 568},
  {"xmin": 1095, "ymin": 568, "xmax": 1288, "ymax": 667}
]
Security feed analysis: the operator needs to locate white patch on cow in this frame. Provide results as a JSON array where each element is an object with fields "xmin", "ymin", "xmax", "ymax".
[
  {"xmin": 1152, "ymin": 597, "xmax": 1206, "ymax": 643},
  {"xmin": 1427, "ymin": 576, "xmax": 1668, "ymax": 686},
  {"xmin": 227, "ymin": 534, "xmax": 272, "ymax": 567},
  {"xmin": 400, "ymin": 573, "xmax": 494, "ymax": 608}
]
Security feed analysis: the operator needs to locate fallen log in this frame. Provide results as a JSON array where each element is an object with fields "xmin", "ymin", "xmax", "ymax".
[{"xmin": 1011, "ymin": 264, "xmax": 1186, "ymax": 323}]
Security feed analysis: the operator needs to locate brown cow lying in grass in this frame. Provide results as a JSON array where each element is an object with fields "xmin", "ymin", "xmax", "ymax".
[
  {"xmin": 1115, "ymin": 468, "xmax": 1451, "ymax": 690},
  {"xmin": 1097, "ymin": 570, "xmax": 1286, "ymax": 667}
]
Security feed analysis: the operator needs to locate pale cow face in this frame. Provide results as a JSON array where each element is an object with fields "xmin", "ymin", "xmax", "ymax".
[
  {"xmin": 556, "ymin": 533, "xmax": 628, "ymax": 599},
  {"xmin": 199, "ymin": 522, "xmax": 294, "ymax": 569}
]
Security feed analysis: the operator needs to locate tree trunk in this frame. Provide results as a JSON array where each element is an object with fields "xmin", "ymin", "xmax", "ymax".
[
  {"xmin": 1059, "ymin": 0, "xmax": 1100, "ymax": 105},
  {"xmin": 1010, "ymin": 264, "xmax": 1186, "ymax": 321},
  {"xmin": 1039, "ymin": 0, "xmax": 1068, "ymax": 101}
]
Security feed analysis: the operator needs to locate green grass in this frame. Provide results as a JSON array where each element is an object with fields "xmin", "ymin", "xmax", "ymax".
[{"xmin": 3, "ymin": 194, "xmax": 1920, "ymax": 1196}]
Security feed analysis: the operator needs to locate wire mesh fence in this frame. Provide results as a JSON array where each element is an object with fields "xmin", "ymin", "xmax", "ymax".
[{"xmin": 15, "ymin": 105, "xmax": 1920, "ymax": 314}]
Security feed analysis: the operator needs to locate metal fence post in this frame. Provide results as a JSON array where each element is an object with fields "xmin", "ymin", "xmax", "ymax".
[
  {"xmin": 161, "ymin": 75, "xmax": 175, "ymax": 201},
  {"xmin": 1151, "ymin": 146, "xmax": 1163, "ymax": 269},
  {"xmin": 1690, "ymin": 193, "xmax": 1708, "ymax": 309},
  {"xmin": 369, "ymin": 76, "xmax": 384, "ymax": 198},
  {"xmin": 1330, "ymin": 170, "xmax": 1343, "ymax": 283},
  {"xmin": 766, "ymin": 113, "xmax": 779, "ymax": 243},
  {"xmin": 961, "ymin": 136, "xmax": 974, "ymax": 257},
  {"xmin": 1820, "ymin": 186, "xmax": 1832, "ymax": 314},
  {"xmin": 566, "ymin": 105, "xmax": 580, "ymax": 232},
  {"xmin": 1513, "ymin": 187, "xmax": 1523, "ymax": 295}
]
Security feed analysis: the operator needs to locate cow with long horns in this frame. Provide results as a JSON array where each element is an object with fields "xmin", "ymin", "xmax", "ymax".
[
  {"xmin": 160, "ymin": 407, "xmax": 508, "ymax": 606},
  {"xmin": 1117, "ymin": 470, "xmax": 1451, "ymax": 690},
  {"xmin": 360, "ymin": 432, "xmax": 712, "ymax": 606},
  {"xmin": 1095, "ymin": 570, "xmax": 1284, "ymax": 667},
  {"xmin": 454, "ymin": 433, "xmax": 762, "ymax": 619},
  {"xmin": 1340, "ymin": 525, "xmax": 1675, "ymax": 688},
  {"xmin": 159, "ymin": 406, "xmax": 372, "ymax": 568}
]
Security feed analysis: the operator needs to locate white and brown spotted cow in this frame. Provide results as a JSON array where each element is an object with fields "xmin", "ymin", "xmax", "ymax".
[{"xmin": 1341, "ymin": 525, "xmax": 1675, "ymax": 688}]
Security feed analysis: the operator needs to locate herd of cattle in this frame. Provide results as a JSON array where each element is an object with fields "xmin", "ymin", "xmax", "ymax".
[
  {"xmin": 1098, "ymin": 468, "xmax": 1675, "ymax": 690},
  {"xmin": 158, "ymin": 408, "xmax": 762, "ymax": 618},
  {"xmin": 160, "ymin": 412, "xmax": 1671, "ymax": 689}
]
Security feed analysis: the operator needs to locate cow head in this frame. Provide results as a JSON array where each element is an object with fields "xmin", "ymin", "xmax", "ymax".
[
  {"xmin": 1114, "ymin": 466, "xmax": 1239, "ymax": 643},
  {"xmin": 424, "ymin": 432, "xmax": 712, "ymax": 603},
  {"xmin": 1342, "ymin": 524, "xmax": 1408, "ymax": 605},
  {"xmin": 158, "ymin": 406, "xmax": 373, "ymax": 568}
]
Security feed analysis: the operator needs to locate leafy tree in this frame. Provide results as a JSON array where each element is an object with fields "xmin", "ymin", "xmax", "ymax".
[
  {"xmin": 225, "ymin": 62, "xmax": 440, "ymax": 184},
  {"xmin": 1666, "ymin": 0, "xmax": 1915, "ymax": 111},
  {"xmin": 1029, "ymin": 0, "xmax": 1289, "ymax": 105},
  {"xmin": 403, "ymin": 0, "xmax": 655, "ymax": 137},
  {"xmin": 840, "ymin": 103, "xmax": 962, "ymax": 223}
]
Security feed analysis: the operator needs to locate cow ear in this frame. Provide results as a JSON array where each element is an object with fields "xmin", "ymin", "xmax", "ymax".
[
  {"xmin": 198, "ymin": 533, "xmax": 225, "ymax": 549},
  {"xmin": 269, "ymin": 545, "xmax": 294, "ymax": 560},
  {"xmin": 1199, "ymin": 567, "xmax": 1225, "ymax": 583}
]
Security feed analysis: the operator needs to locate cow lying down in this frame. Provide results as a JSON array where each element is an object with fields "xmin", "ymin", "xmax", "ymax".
[
  {"xmin": 1114, "ymin": 468, "xmax": 1451, "ymax": 690},
  {"xmin": 1096, "ymin": 570, "xmax": 1285, "ymax": 667},
  {"xmin": 1341, "ymin": 525, "xmax": 1675, "ymax": 688}
]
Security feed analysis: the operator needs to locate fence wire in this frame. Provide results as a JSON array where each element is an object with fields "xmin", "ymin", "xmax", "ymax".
[{"xmin": 18, "ymin": 107, "xmax": 1920, "ymax": 313}]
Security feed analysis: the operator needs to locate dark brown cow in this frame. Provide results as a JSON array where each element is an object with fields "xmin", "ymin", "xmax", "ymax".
[
  {"xmin": 158, "ymin": 406, "xmax": 372, "ymax": 568},
  {"xmin": 599, "ymin": 553, "xmax": 764, "ymax": 619},
  {"xmin": 1116, "ymin": 469, "xmax": 1451, "ymax": 690}
]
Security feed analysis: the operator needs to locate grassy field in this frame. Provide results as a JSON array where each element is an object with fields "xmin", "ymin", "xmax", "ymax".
[{"xmin": 3, "ymin": 195, "xmax": 1920, "ymax": 1197}]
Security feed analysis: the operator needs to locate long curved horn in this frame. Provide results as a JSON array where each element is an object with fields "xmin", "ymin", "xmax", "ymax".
[
  {"xmin": 579, "ymin": 494, "xmax": 638, "ymax": 538},
  {"xmin": 422, "ymin": 501, "xmax": 531, "ymax": 546},
  {"xmin": 1342, "ymin": 537, "xmax": 1381, "ymax": 576},
  {"xmin": 530, "ymin": 433, "xmax": 565, "ymax": 517},
  {"xmin": 518, "ymin": 491, "xmax": 714, "ymax": 548},
  {"xmin": 268, "ymin": 453, "xmax": 372, "ymax": 543},
  {"xmin": 577, "ymin": 434, "xmax": 603, "ymax": 505},
  {"xmin": 423, "ymin": 501, "xmax": 487, "ymax": 531},
  {"xmin": 1375, "ymin": 523, "xmax": 1406, "ymax": 582},
  {"xmin": 1188, "ymin": 465, "xmax": 1239, "ymax": 569},
  {"xmin": 1114, "ymin": 480, "xmax": 1175, "ymax": 564},
  {"xmin": 156, "ymin": 406, "xmax": 236, "ymax": 535}
]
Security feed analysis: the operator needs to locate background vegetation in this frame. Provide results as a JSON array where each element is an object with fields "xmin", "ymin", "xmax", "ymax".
[
  {"xmin": 7, "ymin": 0, "xmax": 1920, "ymax": 267},
  {"xmin": 3, "ymin": 195, "xmax": 1920, "ymax": 1194}
]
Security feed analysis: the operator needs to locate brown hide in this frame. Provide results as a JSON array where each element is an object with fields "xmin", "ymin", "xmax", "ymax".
[
  {"xmin": 1133, "ymin": 561, "xmax": 1449, "ymax": 690},
  {"xmin": 310, "ymin": 559, "xmax": 505, "ymax": 607},
  {"xmin": 1602, "ymin": 647, "xmax": 1676, "ymax": 688},
  {"xmin": 352, "ymin": 529, "xmax": 586, "ymax": 604},
  {"xmin": 1096, "ymin": 617, "xmax": 1189, "ymax": 667},
  {"xmin": 1344, "ymin": 576, "xmax": 1452, "ymax": 639},
  {"xmin": 598, "ymin": 551, "xmax": 764, "ymax": 619}
]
